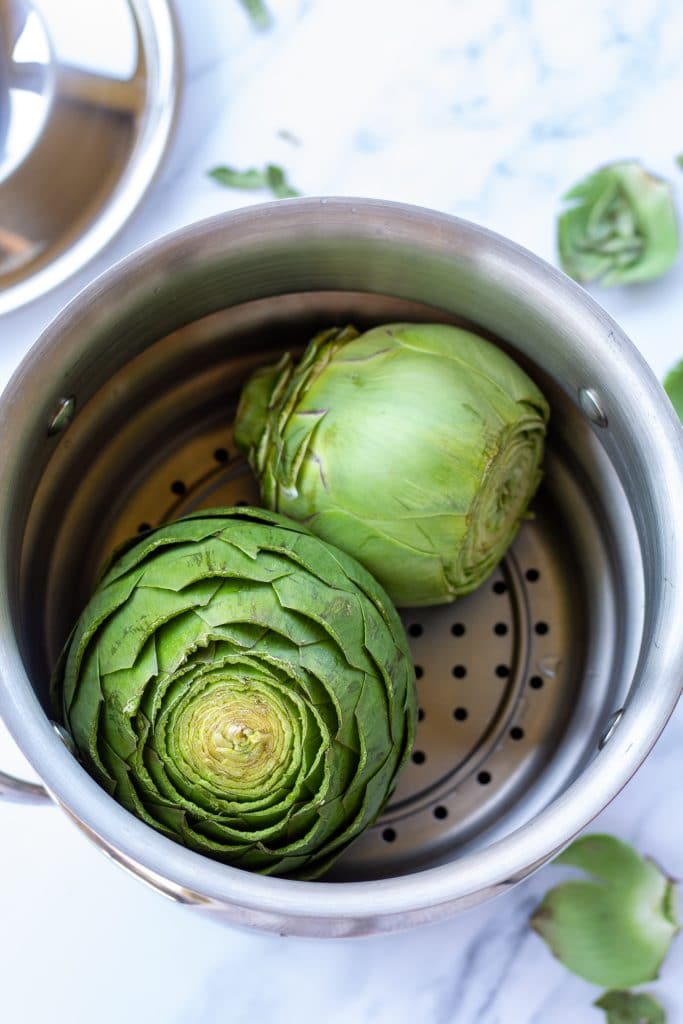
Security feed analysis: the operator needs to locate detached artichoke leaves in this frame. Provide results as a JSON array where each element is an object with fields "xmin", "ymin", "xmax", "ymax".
[
  {"xmin": 531, "ymin": 834, "xmax": 679, "ymax": 988},
  {"xmin": 558, "ymin": 161, "xmax": 678, "ymax": 286}
]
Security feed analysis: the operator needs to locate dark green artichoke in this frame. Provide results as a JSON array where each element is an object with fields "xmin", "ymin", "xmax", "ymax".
[
  {"xmin": 54, "ymin": 507, "xmax": 416, "ymax": 879},
  {"xmin": 235, "ymin": 322, "xmax": 549, "ymax": 607}
]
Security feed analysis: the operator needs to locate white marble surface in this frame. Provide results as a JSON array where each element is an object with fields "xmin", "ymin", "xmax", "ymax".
[{"xmin": 1, "ymin": 1, "xmax": 682, "ymax": 1021}]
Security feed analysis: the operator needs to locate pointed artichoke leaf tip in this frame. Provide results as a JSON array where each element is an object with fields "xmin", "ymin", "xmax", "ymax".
[{"xmin": 234, "ymin": 354, "xmax": 291, "ymax": 456}]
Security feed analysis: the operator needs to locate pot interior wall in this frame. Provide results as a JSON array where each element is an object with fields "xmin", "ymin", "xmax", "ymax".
[{"xmin": 17, "ymin": 290, "xmax": 643, "ymax": 880}]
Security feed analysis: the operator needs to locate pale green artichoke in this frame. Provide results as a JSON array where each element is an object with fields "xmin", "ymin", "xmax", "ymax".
[
  {"xmin": 235, "ymin": 322, "xmax": 549, "ymax": 607},
  {"xmin": 53, "ymin": 507, "xmax": 416, "ymax": 879},
  {"xmin": 558, "ymin": 161, "xmax": 678, "ymax": 286}
]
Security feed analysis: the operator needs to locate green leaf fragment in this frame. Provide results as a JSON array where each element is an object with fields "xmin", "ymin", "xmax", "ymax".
[
  {"xmin": 238, "ymin": 0, "xmax": 272, "ymax": 30},
  {"xmin": 208, "ymin": 166, "xmax": 270, "ymax": 190},
  {"xmin": 663, "ymin": 360, "xmax": 683, "ymax": 423},
  {"xmin": 531, "ymin": 834, "xmax": 679, "ymax": 988},
  {"xmin": 208, "ymin": 164, "xmax": 300, "ymax": 199},
  {"xmin": 265, "ymin": 163, "xmax": 301, "ymax": 198},
  {"xmin": 594, "ymin": 990, "xmax": 666, "ymax": 1024},
  {"xmin": 557, "ymin": 161, "xmax": 679, "ymax": 286}
]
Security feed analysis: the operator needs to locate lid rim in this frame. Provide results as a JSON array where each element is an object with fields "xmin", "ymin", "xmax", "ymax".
[{"xmin": 0, "ymin": 0, "xmax": 181, "ymax": 315}]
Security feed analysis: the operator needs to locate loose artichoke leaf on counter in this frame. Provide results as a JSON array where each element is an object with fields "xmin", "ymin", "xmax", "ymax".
[
  {"xmin": 594, "ymin": 990, "xmax": 666, "ymax": 1024},
  {"xmin": 530, "ymin": 834, "xmax": 679, "ymax": 988},
  {"xmin": 557, "ymin": 161, "xmax": 678, "ymax": 286},
  {"xmin": 208, "ymin": 163, "xmax": 300, "ymax": 198}
]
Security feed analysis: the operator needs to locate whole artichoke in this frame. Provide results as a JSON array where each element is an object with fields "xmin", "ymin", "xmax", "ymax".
[
  {"xmin": 235, "ymin": 323, "xmax": 549, "ymax": 607},
  {"xmin": 557, "ymin": 160, "xmax": 678, "ymax": 286},
  {"xmin": 54, "ymin": 507, "xmax": 416, "ymax": 879}
]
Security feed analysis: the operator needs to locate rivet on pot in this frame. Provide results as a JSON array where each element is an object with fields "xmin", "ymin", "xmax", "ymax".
[
  {"xmin": 578, "ymin": 387, "xmax": 608, "ymax": 428},
  {"xmin": 47, "ymin": 396, "xmax": 76, "ymax": 436},
  {"xmin": 598, "ymin": 708, "xmax": 623, "ymax": 750},
  {"xmin": 52, "ymin": 722, "xmax": 77, "ymax": 756}
]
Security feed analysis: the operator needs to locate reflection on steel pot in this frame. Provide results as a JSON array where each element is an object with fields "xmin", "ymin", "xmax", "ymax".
[{"xmin": 0, "ymin": 199, "xmax": 682, "ymax": 936}]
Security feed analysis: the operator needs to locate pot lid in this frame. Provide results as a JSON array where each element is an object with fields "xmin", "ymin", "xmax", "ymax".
[{"xmin": 0, "ymin": 0, "xmax": 178, "ymax": 314}]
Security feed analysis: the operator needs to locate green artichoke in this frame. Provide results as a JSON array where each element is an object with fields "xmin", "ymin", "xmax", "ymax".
[
  {"xmin": 235, "ymin": 323, "xmax": 549, "ymax": 607},
  {"xmin": 557, "ymin": 161, "xmax": 678, "ymax": 286},
  {"xmin": 53, "ymin": 507, "xmax": 416, "ymax": 879}
]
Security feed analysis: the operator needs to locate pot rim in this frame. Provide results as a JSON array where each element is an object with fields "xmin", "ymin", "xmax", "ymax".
[{"xmin": 1, "ymin": 197, "xmax": 682, "ymax": 924}]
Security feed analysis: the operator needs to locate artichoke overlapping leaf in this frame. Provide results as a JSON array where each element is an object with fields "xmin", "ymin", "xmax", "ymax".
[
  {"xmin": 54, "ymin": 507, "xmax": 416, "ymax": 879},
  {"xmin": 235, "ymin": 322, "xmax": 549, "ymax": 607}
]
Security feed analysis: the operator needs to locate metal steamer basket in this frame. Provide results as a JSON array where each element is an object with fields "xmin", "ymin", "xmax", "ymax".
[{"xmin": 1, "ymin": 199, "xmax": 682, "ymax": 936}]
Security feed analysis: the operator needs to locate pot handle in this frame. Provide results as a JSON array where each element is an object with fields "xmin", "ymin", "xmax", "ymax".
[{"xmin": 0, "ymin": 769, "xmax": 51, "ymax": 804}]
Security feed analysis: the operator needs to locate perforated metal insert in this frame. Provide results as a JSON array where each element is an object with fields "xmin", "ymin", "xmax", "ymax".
[
  {"xmin": 23, "ymin": 293, "xmax": 628, "ymax": 881},
  {"xmin": 92, "ymin": 421, "xmax": 586, "ymax": 881}
]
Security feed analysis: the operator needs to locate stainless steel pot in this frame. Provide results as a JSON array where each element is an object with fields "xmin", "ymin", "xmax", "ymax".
[{"xmin": 1, "ymin": 198, "xmax": 682, "ymax": 936}]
